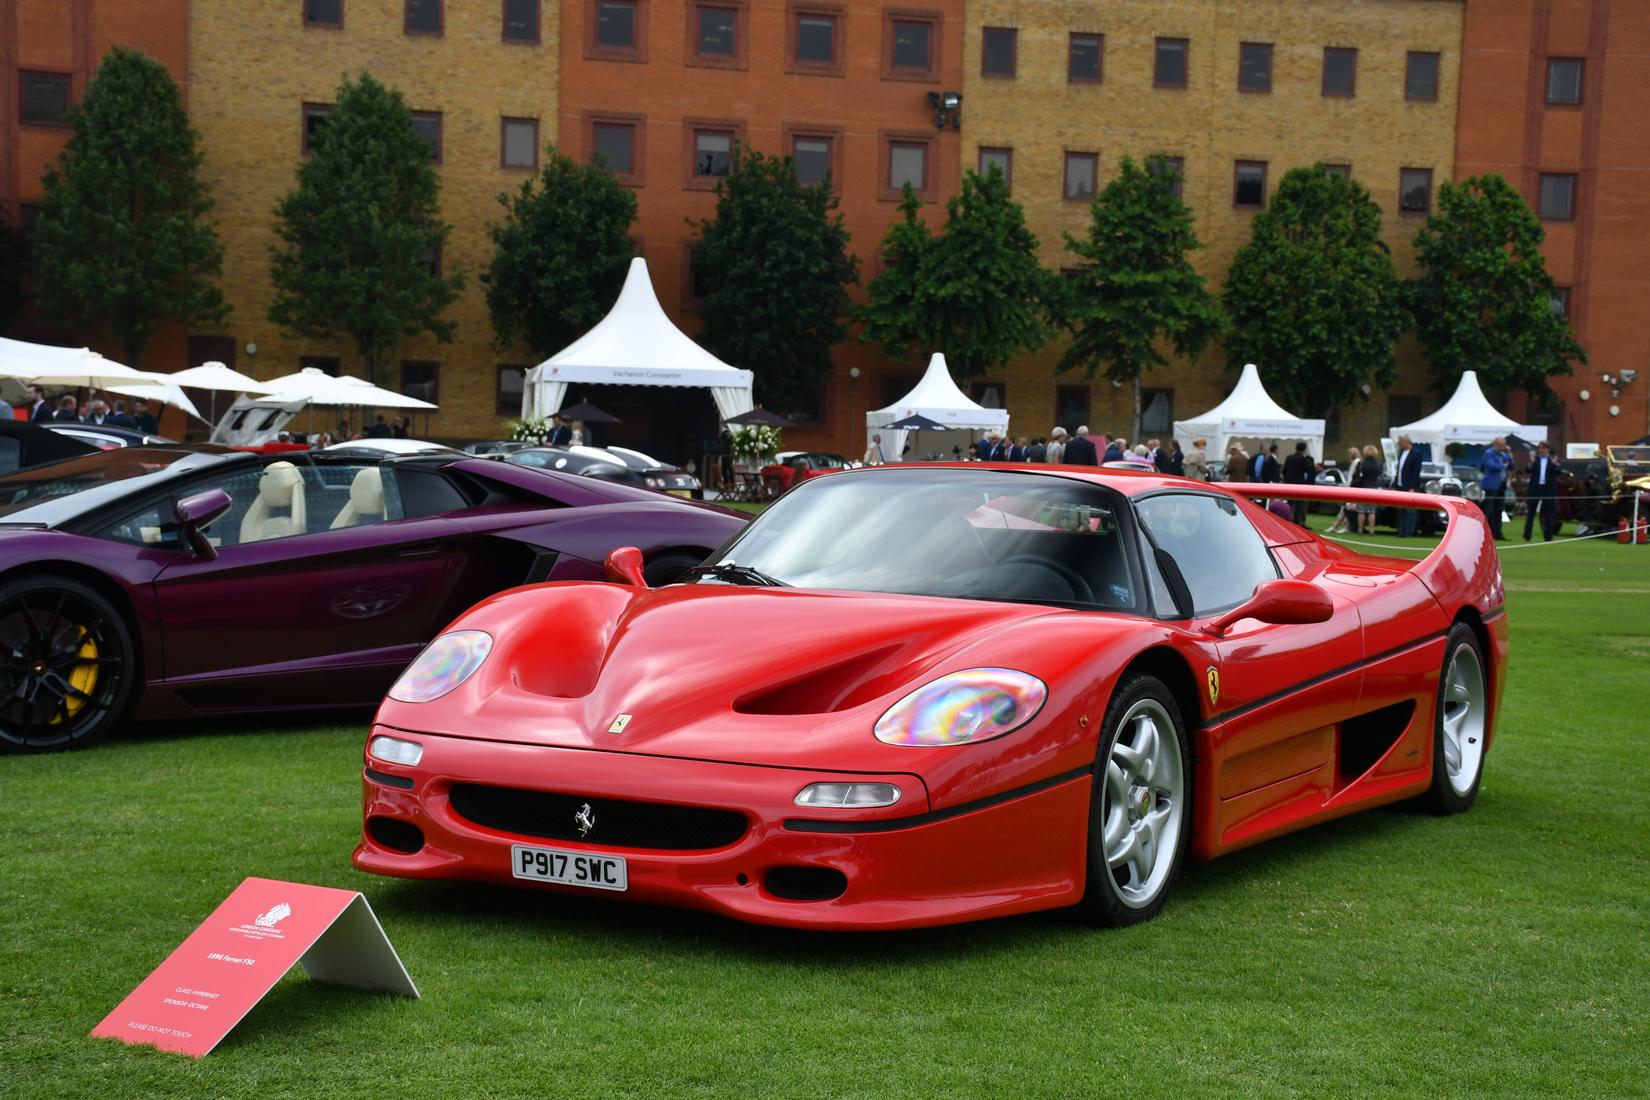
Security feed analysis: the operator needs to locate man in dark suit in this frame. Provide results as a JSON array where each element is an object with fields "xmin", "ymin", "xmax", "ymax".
[
  {"xmin": 26, "ymin": 385, "xmax": 53, "ymax": 422},
  {"xmin": 1523, "ymin": 441, "xmax": 1561, "ymax": 542},
  {"xmin": 1063, "ymin": 425, "xmax": 1099, "ymax": 465},
  {"xmin": 548, "ymin": 414, "xmax": 573, "ymax": 447},
  {"xmin": 1259, "ymin": 443, "xmax": 1283, "ymax": 484},
  {"xmin": 132, "ymin": 398, "xmax": 159, "ymax": 434},
  {"xmin": 1281, "ymin": 441, "xmax": 1316, "ymax": 525},
  {"xmin": 1393, "ymin": 434, "xmax": 1423, "ymax": 537}
]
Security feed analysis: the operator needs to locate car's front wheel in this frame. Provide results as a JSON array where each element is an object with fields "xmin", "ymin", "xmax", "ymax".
[
  {"xmin": 1078, "ymin": 673, "xmax": 1192, "ymax": 926},
  {"xmin": 1419, "ymin": 623, "xmax": 1489, "ymax": 814},
  {"xmin": 0, "ymin": 575, "xmax": 136, "ymax": 753}
]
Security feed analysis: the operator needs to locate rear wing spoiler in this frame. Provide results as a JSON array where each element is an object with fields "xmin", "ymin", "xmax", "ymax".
[{"xmin": 1216, "ymin": 482, "xmax": 1473, "ymax": 516}]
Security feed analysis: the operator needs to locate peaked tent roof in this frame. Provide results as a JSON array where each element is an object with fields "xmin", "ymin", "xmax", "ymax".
[
  {"xmin": 1390, "ymin": 370, "xmax": 1520, "ymax": 441},
  {"xmin": 867, "ymin": 353, "xmax": 1009, "ymax": 431},
  {"xmin": 1174, "ymin": 362, "xmax": 1325, "ymax": 458}
]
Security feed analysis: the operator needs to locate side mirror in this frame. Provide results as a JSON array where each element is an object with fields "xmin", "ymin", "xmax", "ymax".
[
  {"xmin": 604, "ymin": 546, "xmax": 648, "ymax": 588},
  {"xmin": 174, "ymin": 488, "xmax": 232, "ymax": 562},
  {"xmin": 1202, "ymin": 579, "xmax": 1333, "ymax": 638}
]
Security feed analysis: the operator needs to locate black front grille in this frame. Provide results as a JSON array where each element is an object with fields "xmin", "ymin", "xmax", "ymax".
[{"xmin": 448, "ymin": 783, "xmax": 748, "ymax": 851}]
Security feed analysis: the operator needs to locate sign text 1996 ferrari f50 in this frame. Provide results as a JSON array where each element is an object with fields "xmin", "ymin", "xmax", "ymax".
[{"xmin": 355, "ymin": 465, "xmax": 1506, "ymax": 930}]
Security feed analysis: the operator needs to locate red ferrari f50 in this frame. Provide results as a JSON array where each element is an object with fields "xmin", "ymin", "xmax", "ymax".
[{"xmin": 355, "ymin": 465, "xmax": 1506, "ymax": 929}]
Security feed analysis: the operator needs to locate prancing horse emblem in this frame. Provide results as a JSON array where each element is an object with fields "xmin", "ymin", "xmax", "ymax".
[
  {"xmin": 1206, "ymin": 666, "xmax": 1220, "ymax": 708},
  {"xmin": 607, "ymin": 713, "xmax": 632, "ymax": 734},
  {"xmin": 574, "ymin": 802, "xmax": 596, "ymax": 837}
]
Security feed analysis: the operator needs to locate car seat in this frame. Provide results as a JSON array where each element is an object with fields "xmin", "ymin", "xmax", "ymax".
[
  {"xmin": 239, "ymin": 461, "xmax": 307, "ymax": 543},
  {"xmin": 330, "ymin": 467, "xmax": 386, "ymax": 529}
]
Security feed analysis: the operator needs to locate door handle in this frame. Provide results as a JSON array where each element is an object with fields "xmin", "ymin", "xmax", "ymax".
[{"xmin": 396, "ymin": 544, "xmax": 442, "ymax": 558}]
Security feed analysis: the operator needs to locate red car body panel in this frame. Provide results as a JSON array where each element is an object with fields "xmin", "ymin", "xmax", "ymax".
[{"xmin": 355, "ymin": 468, "xmax": 1506, "ymax": 929}]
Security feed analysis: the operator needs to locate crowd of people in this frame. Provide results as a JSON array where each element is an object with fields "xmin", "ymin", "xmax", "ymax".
[{"xmin": 5, "ymin": 384, "xmax": 160, "ymax": 432}]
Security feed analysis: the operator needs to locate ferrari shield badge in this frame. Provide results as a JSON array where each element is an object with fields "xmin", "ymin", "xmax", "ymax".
[
  {"xmin": 607, "ymin": 713, "xmax": 632, "ymax": 734},
  {"xmin": 1206, "ymin": 666, "xmax": 1220, "ymax": 708}
]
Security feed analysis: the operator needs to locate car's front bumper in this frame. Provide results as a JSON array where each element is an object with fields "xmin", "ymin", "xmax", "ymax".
[{"xmin": 353, "ymin": 727, "xmax": 1091, "ymax": 930}]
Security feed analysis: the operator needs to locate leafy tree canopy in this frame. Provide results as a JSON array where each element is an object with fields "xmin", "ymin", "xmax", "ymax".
[
  {"xmin": 0, "ymin": 210, "xmax": 25, "ymax": 335},
  {"xmin": 858, "ymin": 169, "xmax": 1056, "ymax": 381},
  {"xmin": 269, "ymin": 72, "xmax": 461, "ymax": 385},
  {"xmin": 30, "ymin": 47, "xmax": 225, "ymax": 367},
  {"xmin": 692, "ymin": 148, "xmax": 858, "ymax": 414},
  {"xmin": 1409, "ymin": 174, "xmax": 1584, "ymax": 400},
  {"xmin": 483, "ymin": 146, "xmax": 637, "ymax": 359},
  {"xmin": 1223, "ymin": 165, "xmax": 1408, "ymax": 418}
]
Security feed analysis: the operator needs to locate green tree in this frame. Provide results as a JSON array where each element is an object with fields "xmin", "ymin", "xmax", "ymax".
[
  {"xmin": 483, "ymin": 146, "xmax": 637, "ymax": 359},
  {"xmin": 1060, "ymin": 156, "xmax": 1224, "ymax": 438},
  {"xmin": 692, "ymin": 148, "xmax": 858, "ymax": 414},
  {"xmin": 30, "ymin": 47, "xmax": 225, "ymax": 367},
  {"xmin": 0, "ymin": 210, "xmax": 25, "ymax": 334},
  {"xmin": 269, "ymin": 72, "xmax": 461, "ymax": 386},
  {"xmin": 1409, "ymin": 174, "xmax": 1584, "ymax": 400},
  {"xmin": 858, "ymin": 169, "xmax": 1056, "ymax": 381},
  {"xmin": 1222, "ymin": 165, "xmax": 1408, "ymax": 419}
]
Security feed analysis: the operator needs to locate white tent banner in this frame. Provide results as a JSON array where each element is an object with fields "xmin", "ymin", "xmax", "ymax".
[
  {"xmin": 524, "ymin": 257, "xmax": 754, "ymax": 423},
  {"xmin": 865, "ymin": 352, "xmax": 1009, "ymax": 462},
  {"xmin": 1174, "ymin": 363, "xmax": 1324, "ymax": 462}
]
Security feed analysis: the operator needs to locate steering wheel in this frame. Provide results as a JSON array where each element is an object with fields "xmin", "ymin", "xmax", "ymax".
[{"xmin": 997, "ymin": 555, "xmax": 1094, "ymax": 603}]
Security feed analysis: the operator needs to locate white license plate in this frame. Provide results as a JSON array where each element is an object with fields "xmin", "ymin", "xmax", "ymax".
[
  {"xmin": 668, "ymin": 489, "xmax": 692, "ymax": 498},
  {"xmin": 511, "ymin": 844, "xmax": 628, "ymax": 891}
]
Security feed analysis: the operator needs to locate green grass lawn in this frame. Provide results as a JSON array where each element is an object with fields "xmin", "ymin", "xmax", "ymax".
[{"xmin": 4, "ymin": 529, "xmax": 1648, "ymax": 1097}]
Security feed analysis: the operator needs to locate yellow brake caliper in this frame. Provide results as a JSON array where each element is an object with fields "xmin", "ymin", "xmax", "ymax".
[{"xmin": 55, "ymin": 630, "xmax": 99, "ymax": 723}]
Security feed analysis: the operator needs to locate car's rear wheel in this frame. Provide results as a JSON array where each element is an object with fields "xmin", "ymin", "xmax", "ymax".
[
  {"xmin": 1420, "ymin": 623, "xmax": 1488, "ymax": 814},
  {"xmin": 643, "ymin": 551, "xmax": 705, "ymax": 587},
  {"xmin": 1078, "ymin": 673, "xmax": 1192, "ymax": 926},
  {"xmin": 0, "ymin": 575, "xmax": 135, "ymax": 753}
]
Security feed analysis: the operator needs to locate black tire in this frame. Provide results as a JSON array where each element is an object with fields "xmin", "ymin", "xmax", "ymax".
[
  {"xmin": 0, "ymin": 574, "xmax": 136, "ymax": 753},
  {"xmin": 1077, "ymin": 672, "xmax": 1193, "ymax": 927},
  {"xmin": 643, "ymin": 551, "xmax": 705, "ymax": 587},
  {"xmin": 1419, "ymin": 623, "xmax": 1489, "ymax": 815}
]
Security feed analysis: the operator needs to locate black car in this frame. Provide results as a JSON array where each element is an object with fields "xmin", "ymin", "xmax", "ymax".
[
  {"xmin": 42, "ymin": 422, "xmax": 175, "ymax": 451},
  {"xmin": 504, "ymin": 447, "xmax": 676, "ymax": 494}
]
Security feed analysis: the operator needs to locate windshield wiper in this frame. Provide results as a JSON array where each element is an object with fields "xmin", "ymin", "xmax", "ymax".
[{"xmin": 682, "ymin": 563, "xmax": 789, "ymax": 587}]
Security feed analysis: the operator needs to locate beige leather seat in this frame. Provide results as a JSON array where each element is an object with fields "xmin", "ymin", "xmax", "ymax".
[
  {"xmin": 330, "ymin": 466, "xmax": 386, "ymax": 529},
  {"xmin": 239, "ymin": 461, "xmax": 308, "ymax": 543}
]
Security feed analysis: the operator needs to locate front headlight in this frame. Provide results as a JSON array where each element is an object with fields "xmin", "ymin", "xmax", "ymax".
[
  {"xmin": 369, "ymin": 735, "xmax": 424, "ymax": 766},
  {"xmin": 1465, "ymin": 482, "xmax": 1484, "ymax": 501},
  {"xmin": 874, "ymin": 668, "xmax": 1047, "ymax": 747},
  {"xmin": 388, "ymin": 630, "xmax": 493, "ymax": 703}
]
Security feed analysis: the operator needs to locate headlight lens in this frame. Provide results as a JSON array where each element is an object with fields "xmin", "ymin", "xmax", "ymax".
[
  {"xmin": 874, "ymin": 668, "xmax": 1047, "ymax": 747},
  {"xmin": 795, "ymin": 782, "xmax": 901, "ymax": 808},
  {"xmin": 368, "ymin": 735, "xmax": 424, "ymax": 766},
  {"xmin": 388, "ymin": 630, "xmax": 493, "ymax": 703},
  {"xmin": 1465, "ymin": 482, "xmax": 1485, "ymax": 501}
]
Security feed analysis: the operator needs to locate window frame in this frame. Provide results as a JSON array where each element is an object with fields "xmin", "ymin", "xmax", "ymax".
[
  {"xmin": 687, "ymin": 1, "xmax": 748, "ymax": 70},
  {"xmin": 501, "ymin": 116, "xmax": 540, "ymax": 170},
  {"xmin": 1068, "ymin": 32, "xmax": 1102, "ymax": 84},
  {"xmin": 1154, "ymin": 37, "xmax": 1189, "ymax": 90},
  {"xmin": 586, "ymin": 112, "xmax": 645, "ymax": 186},
  {"xmin": 970, "ymin": 381, "xmax": 1007, "ymax": 411},
  {"xmin": 1233, "ymin": 160, "xmax": 1267, "ymax": 209},
  {"xmin": 503, "ymin": 0, "xmax": 541, "ymax": 44},
  {"xmin": 18, "ymin": 71, "xmax": 72, "ymax": 129},
  {"xmin": 304, "ymin": 0, "xmax": 344, "ymax": 29},
  {"xmin": 784, "ymin": 124, "xmax": 843, "ymax": 188},
  {"xmin": 879, "ymin": 131, "xmax": 935, "ymax": 200},
  {"xmin": 1549, "ymin": 286, "xmax": 1572, "ymax": 320},
  {"xmin": 1321, "ymin": 162, "xmax": 1352, "ymax": 179},
  {"xmin": 787, "ymin": 3, "xmax": 843, "ymax": 75},
  {"xmin": 300, "ymin": 101, "xmax": 333, "ymax": 156},
  {"xmin": 1545, "ymin": 57, "xmax": 1584, "ymax": 107},
  {"xmin": 410, "ymin": 110, "xmax": 444, "ymax": 163},
  {"xmin": 884, "ymin": 9, "xmax": 941, "ymax": 82},
  {"xmin": 1055, "ymin": 384, "xmax": 1090, "ymax": 432},
  {"xmin": 977, "ymin": 146, "xmax": 1013, "ymax": 191},
  {"xmin": 1398, "ymin": 167, "xmax": 1433, "ymax": 216},
  {"xmin": 404, "ymin": 0, "xmax": 443, "ymax": 36},
  {"xmin": 1063, "ymin": 151, "xmax": 1098, "ymax": 203},
  {"xmin": 980, "ymin": 25, "xmax": 1017, "ymax": 79},
  {"xmin": 1148, "ymin": 154, "xmax": 1184, "ymax": 199},
  {"xmin": 1405, "ymin": 51, "xmax": 1440, "ymax": 102},
  {"xmin": 1538, "ymin": 172, "xmax": 1577, "ymax": 221},
  {"xmin": 1237, "ymin": 41, "xmax": 1272, "ymax": 94},
  {"xmin": 1140, "ymin": 388, "xmax": 1175, "ymax": 436},
  {"xmin": 684, "ymin": 119, "xmax": 744, "ymax": 189},
  {"xmin": 587, "ymin": 0, "xmax": 647, "ymax": 62},
  {"xmin": 496, "ymin": 364, "xmax": 528, "ymax": 418},
  {"xmin": 1322, "ymin": 46, "xmax": 1358, "ymax": 97},
  {"xmin": 399, "ymin": 361, "xmax": 441, "ymax": 406}
]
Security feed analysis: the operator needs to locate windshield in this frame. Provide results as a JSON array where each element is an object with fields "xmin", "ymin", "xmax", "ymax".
[
  {"xmin": 0, "ymin": 448, "xmax": 216, "ymax": 525},
  {"xmin": 701, "ymin": 469, "xmax": 1142, "ymax": 611}
]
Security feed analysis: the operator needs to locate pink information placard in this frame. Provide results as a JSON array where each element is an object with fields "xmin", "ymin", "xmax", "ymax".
[{"xmin": 91, "ymin": 876, "xmax": 418, "ymax": 1057}]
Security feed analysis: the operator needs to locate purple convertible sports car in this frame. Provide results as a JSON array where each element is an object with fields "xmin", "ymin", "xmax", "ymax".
[{"xmin": 0, "ymin": 446, "xmax": 745, "ymax": 752}]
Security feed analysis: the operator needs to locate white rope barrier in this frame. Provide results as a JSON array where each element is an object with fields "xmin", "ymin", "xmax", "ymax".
[{"xmin": 1321, "ymin": 525, "xmax": 1639, "ymax": 553}]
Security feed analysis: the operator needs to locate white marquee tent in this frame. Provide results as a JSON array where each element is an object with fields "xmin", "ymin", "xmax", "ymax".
[
  {"xmin": 1173, "ymin": 362, "xmax": 1325, "ymax": 463},
  {"xmin": 523, "ymin": 257, "xmax": 754, "ymax": 423},
  {"xmin": 1388, "ymin": 369, "xmax": 1547, "ymax": 455},
  {"xmin": 866, "ymin": 352, "xmax": 1010, "ymax": 461}
]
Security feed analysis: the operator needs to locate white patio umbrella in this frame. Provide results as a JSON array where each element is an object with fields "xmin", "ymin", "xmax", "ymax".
[
  {"xmin": 171, "ymin": 361, "xmax": 277, "ymax": 395},
  {"xmin": 260, "ymin": 367, "xmax": 437, "ymax": 410},
  {"xmin": 10, "ymin": 351, "xmax": 205, "ymax": 421},
  {"xmin": 102, "ymin": 379, "xmax": 205, "ymax": 422}
]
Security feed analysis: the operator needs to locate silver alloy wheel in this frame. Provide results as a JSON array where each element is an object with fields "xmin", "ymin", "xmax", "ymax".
[
  {"xmin": 1441, "ymin": 641, "xmax": 1487, "ymax": 796},
  {"xmin": 1101, "ymin": 697, "xmax": 1185, "ymax": 909}
]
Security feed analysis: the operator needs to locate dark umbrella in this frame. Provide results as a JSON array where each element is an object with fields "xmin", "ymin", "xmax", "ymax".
[
  {"xmin": 1506, "ymin": 434, "xmax": 1538, "ymax": 451},
  {"xmin": 558, "ymin": 400, "xmax": 621, "ymax": 424},
  {"xmin": 1628, "ymin": 435, "xmax": 1650, "ymax": 446},
  {"xmin": 725, "ymin": 408, "xmax": 797, "ymax": 429},
  {"xmin": 883, "ymin": 413, "xmax": 947, "ymax": 431}
]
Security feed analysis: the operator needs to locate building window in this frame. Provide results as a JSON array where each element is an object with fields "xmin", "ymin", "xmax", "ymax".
[
  {"xmin": 305, "ymin": 0, "xmax": 342, "ymax": 28},
  {"xmin": 19, "ymin": 72, "xmax": 71, "ymax": 127},
  {"xmin": 1238, "ymin": 42, "xmax": 1271, "ymax": 93},
  {"xmin": 591, "ymin": 0, "xmax": 641, "ymax": 57},
  {"xmin": 1234, "ymin": 160, "xmax": 1266, "ymax": 208},
  {"xmin": 1069, "ymin": 33, "xmax": 1102, "ymax": 83},
  {"xmin": 1141, "ymin": 390, "xmax": 1174, "ymax": 435},
  {"xmin": 301, "ymin": 103, "xmax": 332, "ymax": 155},
  {"xmin": 981, "ymin": 26, "xmax": 1016, "ymax": 78},
  {"xmin": 1538, "ymin": 173, "xmax": 1576, "ymax": 220},
  {"xmin": 691, "ymin": 129, "xmax": 735, "ymax": 181},
  {"xmin": 1055, "ymin": 385, "xmax": 1089, "ymax": 430},
  {"xmin": 687, "ymin": 244, "xmax": 710, "ymax": 301},
  {"xmin": 590, "ymin": 118, "xmax": 639, "ymax": 182},
  {"xmin": 497, "ymin": 365, "xmax": 527, "ymax": 417},
  {"xmin": 972, "ymin": 382, "xmax": 1005, "ymax": 410},
  {"xmin": 299, "ymin": 356, "xmax": 340, "ymax": 376},
  {"xmin": 1148, "ymin": 155, "xmax": 1183, "ymax": 198},
  {"xmin": 504, "ymin": 0, "xmax": 540, "ymax": 43},
  {"xmin": 889, "ymin": 140, "xmax": 928, "ymax": 192},
  {"xmin": 502, "ymin": 117, "xmax": 539, "ymax": 169},
  {"xmin": 791, "ymin": 9, "xmax": 838, "ymax": 70},
  {"xmin": 1546, "ymin": 58, "xmax": 1584, "ymax": 106},
  {"xmin": 978, "ymin": 147, "xmax": 1012, "ymax": 190},
  {"xmin": 886, "ymin": 13, "xmax": 938, "ymax": 79},
  {"xmin": 401, "ymin": 362, "xmax": 440, "ymax": 405},
  {"xmin": 1154, "ymin": 38, "xmax": 1188, "ymax": 89},
  {"xmin": 1405, "ymin": 51, "xmax": 1439, "ymax": 101},
  {"xmin": 1064, "ymin": 152, "xmax": 1097, "ymax": 201},
  {"xmin": 422, "ymin": 241, "xmax": 442, "ymax": 277},
  {"xmin": 1549, "ymin": 287, "xmax": 1571, "ymax": 319},
  {"xmin": 1321, "ymin": 162, "xmax": 1352, "ymax": 179},
  {"xmin": 1399, "ymin": 168, "xmax": 1432, "ymax": 215},
  {"xmin": 410, "ymin": 111, "xmax": 442, "ymax": 162},
  {"xmin": 691, "ymin": 3, "xmax": 746, "ymax": 66},
  {"xmin": 1322, "ymin": 47, "xmax": 1357, "ymax": 96},
  {"xmin": 791, "ymin": 133, "xmax": 833, "ymax": 186},
  {"xmin": 405, "ymin": 0, "xmax": 441, "ymax": 35},
  {"xmin": 1387, "ymin": 393, "xmax": 1422, "ymax": 428}
]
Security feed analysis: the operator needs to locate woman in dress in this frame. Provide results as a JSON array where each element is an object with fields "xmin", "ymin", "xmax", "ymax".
[{"xmin": 1353, "ymin": 444, "xmax": 1384, "ymax": 534}]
